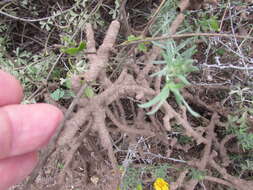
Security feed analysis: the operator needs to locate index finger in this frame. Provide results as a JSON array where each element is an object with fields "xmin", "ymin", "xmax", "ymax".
[{"xmin": 0, "ymin": 70, "xmax": 23, "ymax": 106}]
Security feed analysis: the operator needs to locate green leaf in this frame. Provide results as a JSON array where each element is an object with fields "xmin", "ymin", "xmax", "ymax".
[
  {"xmin": 136, "ymin": 184, "xmax": 143, "ymax": 190},
  {"xmin": 153, "ymin": 60, "xmax": 166, "ymax": 64},
  {"xmin": 168, "ymin": 82, "xmax": 185, "ymax": 89},
  {"xmin": 138, "ymin": 43, "xmax": 148, "ymax": 52},
  {"xmin": 190, "ymin": 168, "xmax": 205, "ymax": 180},
  {"xmin": 65, "ymin": 79, "xmax": 72, "ymax": 89},
  {"xmin": 62, "ymin": 42, "xmax": 86, "ymax": 55},
  {"xmin": 84, "ymin": 86, "xmax": 94, "ymax": 98},
  {"xmin": 199, "ymin": 16, "xmax": 220, "ymax": 32},
  {"xmin": 180, "ymin": 45, "xmax": 196, "ymax": 58},
  {"xmin": 164, "ymin": 48, "xmax": 174, "ymax": 64},
  {"xmin": 63, "ymin": 90, "xmax": 75, "ymax": 99},
  {"xmin": 182, "ymin": 98, "xmax": 200, "ymax": 117},
  {"xmin": 146, "ymin": 98, "xmax": 167, "ymax": 115},
  {"xmin": 127, "ymin": 35, "xmax": 142, "ymax": 42},
  {"xmin": 50, "ymin": 88, "xmax": 65, "ymax": 101},
  {"xmin": 150, "ymin": 67, "xmax": 167, "ymax": 77},
  {"xmin": 209, "ymin": 16, "xmax": 220, "ymax": 32},
  {"xmin": 176, "ymin": 38, "xmax": 195, "ymax": 52},
  {"xmin": 171, "ymin": 88, "xmax": 200, "ymax": 117},
  {"xmin": 139, "ymin": 85, "xmax": 170, "ymax": 108},
  {"xmin": 78, "ymin": 41, "xmax": 86, "ymax": 50},
  {"xmin": 177, "ymin": 75, "xmax": 190, "ymax": 85},
  {"xmin": 216, "ymin": 48, "xmax": 226, "ymax": 56},
  {"xmin": 171, "ymin": 88, "xmax": 184, "ymax": 105}
]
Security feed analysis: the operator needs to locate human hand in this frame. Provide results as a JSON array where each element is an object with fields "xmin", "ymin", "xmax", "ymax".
[{"xmin": 0, "ymin": 70, "xmax": 63, "ymax": 190}]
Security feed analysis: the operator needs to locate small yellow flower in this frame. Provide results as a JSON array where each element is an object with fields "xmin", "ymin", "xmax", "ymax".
[{"xmin": 153, "ymin": 178, "xmax": 170, "ymax": 190}]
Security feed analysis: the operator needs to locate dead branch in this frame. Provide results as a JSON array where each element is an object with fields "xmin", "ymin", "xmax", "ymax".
[
  {"xmin": 209, "ymin": 151, "xmax": 253, "ymax": 190},
  {"xmin": 92, "ymin": 105, "xmax": 118, "ymax": 171},
  {"xmin": 163, "ymin": 103, "xmax": 208, "ymax": 144},
  {"xmin": 184, "ymin": 113, "xmax": 218, "ymax": 190},
  {"xmin": 219, "ymin": 134, "xmax": 236, "ymax": 166},
  {"xmin": 116, "ymin": 32, "xmax": 253, "ymax": 48},
  {"xmin": 204, "ymin": 176, "xmax": 234, "ymax": 189},
  {"xmin": 171, "ymin": 169, "xmax": 189, "ymax": 190},
  {"xmin": 85, "ymin": 20, "xmax": 120, "ymax": 82},
  {"xmin": 182, "ymin": 89, "xmax": 228, "ymax": 117},
  {"xmin": 57, "ymin": 120, "xmax": 92, "ymax": 184},
  {"xmin": 178, "ymin": 0, "xmax": 190, "ymax": 11},
  {"xmin": 115, "ymin": 100, "xmax": 127, "ymax": 125},
  {"xmin": 106, "ymin": 108, "xmax": 154, "ymax": 136},
  {"xmin": 58, "ymin": 108, "xmax": 91, "ymax": 146},
  {"xmin": 199, "ymin": 113, "xmax": 218, "ymax": 169}
]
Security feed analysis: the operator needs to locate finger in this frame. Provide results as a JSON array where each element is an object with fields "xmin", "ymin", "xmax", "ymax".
[
  {"xmin": 0, "ymin": 152, "xmax": 37, "ymax": 190},
  {"xmin": 0, "ymin": 70, "xmax": 23, "ymax": 106},
  {"xmin": 0, "ymin": 104, "xmax": 63, "ymax": 159},
  {"xmin": 0, "ymin": 109, "xmax": 12, "ymax": 159}
]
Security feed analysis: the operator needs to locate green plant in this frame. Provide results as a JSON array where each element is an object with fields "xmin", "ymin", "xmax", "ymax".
[
  {"xmin": 189, "ymin": 168, "xmax": 205, "ymax": 181},
  {"xmin": 39, "ymin": 19, "xmax": 54, "ymax": 31},
  {"xmin": 229, "ymin": 152, "xmax": 253, "ymax": 179},
  {"xmin": 150, "ymin": 0, "xmax": 178, "ymax": 36},
  {"xmin": 124, "ymin": 35, "xmax": 150, "ymax": 52},
  {"xmin": 108, "ymin": 0, "xmax": 120, "ymax": 19},
  {"xmin": 120, "ymin": 164, "xmax": 171, "ymax": 190},
  {"xmin": 199, "ymin": 15, "xmax": 220, "ymax": 32},
  {"xmin": 120, "ymin": 167, "xmax": 142, "ymax": 190},
  {"xmin": 227, "ymin": 86, "xmax": 253, "ymax": 151},
  {"xmin": 139, "ymin": 39, "xmax": 199, "ymax": 117},
  {"xmin": 50, "ymin": 88, "xmax": 65, "ymax": 101},
  {"xmin": 227, "ymin": 109, "xmax": 253, "ymax": 151},
  {"xmin": 178, "ymin": 135, "xmax": 193, "ymax": 145},
  {"xmin": 146, "ymin": 163, "xmax": 171, "ymax": 180},
  {"xmin": 229, "ymin": 86, "xmax": 253, "ymax": 109},
  {"xmin": 1, "ymin": 46, "xmax": 58, "ymax": 100},
  {"xmin": 241, "ymin": 160, "xmax": 253, "ymax": 172},
  {"xmin": 57, "ymin": 162, "xmax": 64, "ymax": 169},
  {"xmin": 61, "ymin": 41, "xmax": 86, "ymax": 55},
  {"xmin": 226, "ymin": 88, "xmax": 253, "ymax": 177}
]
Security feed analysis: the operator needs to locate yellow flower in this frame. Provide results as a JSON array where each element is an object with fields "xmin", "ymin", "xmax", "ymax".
[{"xmin": 153, "ymin": 178, "xmax": 170, "ymax": 190}]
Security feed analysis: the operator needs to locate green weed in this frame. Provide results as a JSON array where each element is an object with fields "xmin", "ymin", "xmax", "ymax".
[
  {"xmin": 227, "ymin": 109, "xmax": 253, "ymax": 151},
  {"xmin": 189, "ymin": 168, "xmax": 205, "ymax": 181},
  {"xmin": 120, "ymin": 164, "xmax": 171, "ymax": 190},
  {"xmin": 139, "ymin": 39, "xmax": 199, "ymax": 116}
]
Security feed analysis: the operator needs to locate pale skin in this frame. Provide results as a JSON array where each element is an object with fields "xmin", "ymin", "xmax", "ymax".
[{"xmin": 0, "ymin": 70, "xmax": 63, "ymax": 190}]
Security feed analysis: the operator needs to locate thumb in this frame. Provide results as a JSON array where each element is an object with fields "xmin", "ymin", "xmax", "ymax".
[{"xmin": 0, "ymin": 104, "xmax": 63, "ymax": 159}]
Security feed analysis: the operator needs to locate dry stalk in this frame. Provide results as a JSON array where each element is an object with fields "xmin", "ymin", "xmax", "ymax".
[
  {"xmin": 58, "ymin": 107, "xmax": 91, "ymax": 145},
  {"xmin": 84, "ymin": 20, "xmax": 120, "ymax": 82},
  {"xmin": 92, "ymin": 105, "xmax": 118, "ymax": 171},
  {"xmin": 184, "ymin": 113, "xmax": 219, "ymax": 190},
  {"xmin": 219, "ymin": 134, "xmax": 236, "ymax": 166},
  {"xmin": 209, "ymin": 154, "xmax": 253, "ymax": 190},
  {"xmin": 57, "ymin": 120, "xmax": 92, "ymax": 184},
  {"xmin": 105, "ymin": 108, "xmax": 154, "ymax": 136},
  {"xmin": 204, "ymin": 176, "xmax": 234, "ymax": 189},
  {"xmin": 163, "ymin": 103, "xmax": 208, "ymax": 144},
  {"xmin": 171, "ymin": 169, "xmax": 189, "ymax": 190}
]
